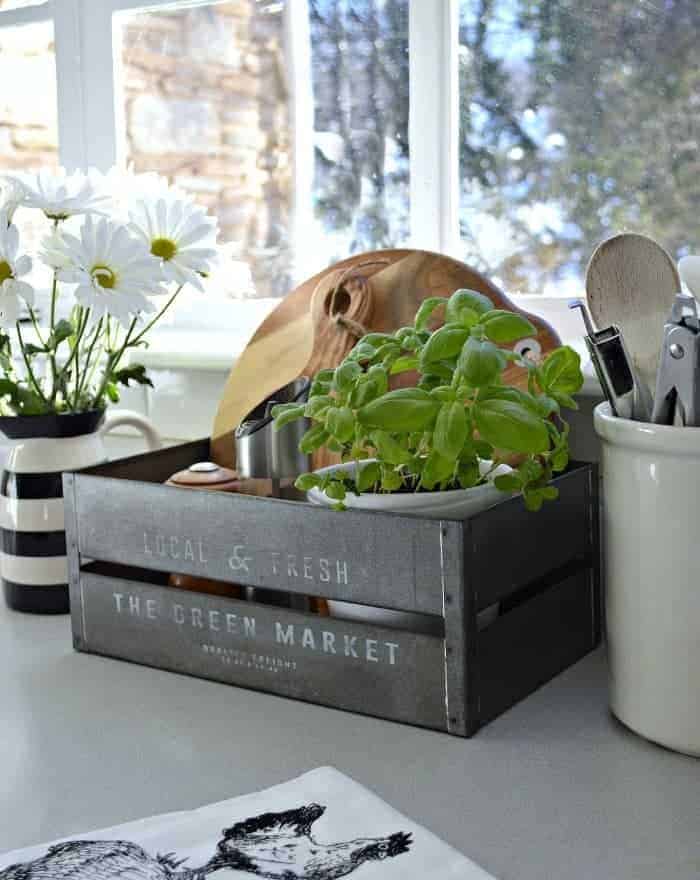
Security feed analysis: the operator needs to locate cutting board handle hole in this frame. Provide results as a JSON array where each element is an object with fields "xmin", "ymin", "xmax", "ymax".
[{"xmin": 326, "ymin": 286, "xmax": 352, "ymax": 316}]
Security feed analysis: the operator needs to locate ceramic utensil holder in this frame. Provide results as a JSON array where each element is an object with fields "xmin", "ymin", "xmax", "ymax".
[{"xmin": 595, "ymin": 402, "xmax": 700, "ymax": 756}]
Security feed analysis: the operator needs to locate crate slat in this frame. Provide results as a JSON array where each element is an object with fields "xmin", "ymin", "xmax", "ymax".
[
  {"xmin": 469, "ymin": 466, "xmax": 593, "ymax": 611},
  {"xmin": 72, "ymin": 473, "xmax": 451, "ymax": 614},
  {"xmin": 75, "ymin": 570, "xmax": 447, "ymax": 731},
  {"xmin": 476, "ymin": 567, "xmax": 597, "ymax": 725}
]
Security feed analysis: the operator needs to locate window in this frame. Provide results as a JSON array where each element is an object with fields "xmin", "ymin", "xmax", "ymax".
[
  {"xmin": 0, "ymin": 0, "xmax": 693, "ymax": 338},
  {"xmin": 115, "ymin": 0, "xmax": 409, "ymax": 305},
  {"xmin": 458, "ymin": 0, "xmax": 699, "ymax": 297}
]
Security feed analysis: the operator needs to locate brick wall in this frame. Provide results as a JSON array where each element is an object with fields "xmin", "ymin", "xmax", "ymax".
[{"xmin": 121, "ymin": 1, "xmax": 293, "ymax": 298}]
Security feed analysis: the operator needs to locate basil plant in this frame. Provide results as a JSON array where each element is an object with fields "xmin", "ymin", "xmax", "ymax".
[{"xmin": 272, "ymin": 288, "xmax": 583, "ymax": 511}]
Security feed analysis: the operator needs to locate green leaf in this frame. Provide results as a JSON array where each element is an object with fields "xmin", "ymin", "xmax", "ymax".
[
  {"xmin": 481, "ymin": 312, "xmax": 536, "ymax": 344},
  {"xmin": 367, "ymin": 364, "xmax": 389, "ymax": 395},
  {"xmin": 105, "ymin": 382, "xmax": 120, "ymax": 403},
  {"xmin": 445, "ymin": 288, "xmax": 494, "ymax": 327},
  {"xmin": 22, "ymin": 343, "xmax": 46, "ymax": 357},
  {"xmin": 430, "ymin": 385, "xmax": 457, "ymax": 402},
  {"xmin": 458, "ymin": 337, "xmax": 507, "ymax": 387},
  {"xmin": 390, "ymin": 355, "xmax": 419, "ymax": 375},
  {"xmin": 294, "ymin": 473, "xmax": 322, "ymax": 491},
  {"xmin": 272, "ymin": 403, "xmax": 306, "ymax": 429},
  {"xmin": 551, "ymin": 446, "xmax": 569, "ymax": 471},
  {"xmin": 524, "ymin": 489, "xmax": 544, "ymax": 512},
  {"xmin": 48, "ymin": 319, "xmax": 74, "ymax": 349},
  {"xmin": 433, "ymin": 401, "xmax": 468, "ymax": 459},
  {"xmin": 0, "ymin": 379, "xmax": 48, "ymax": 415},
  {"xmin": 518, "ymin": 458, "xmax": 544, "ymax": 482},
  {"xmin": 373, "ymin": 342, "xmax": 401, "ymax": 362},
  {"xmin": 494, "ymin": 473, "xmax": 522, "ymax": 492},
  {"xmin": 371, "ymin": 430, "xmax": 412, "ymax": 465},
  {"xmin": 346, "ymin": 343, "xmax": 376, "ymax": 363},
  {"xmin": 380, "ymin": 465, "xmax": 403, "ymax": 491},
  {"xmin": 304, "ymin": 395, "xmax": 332, "ymax": 418},
  {"xmin": 324, "ymin": 480, "xmax": 347, "ymax": 501},
  {"xmin": 538, "ymin": 346, "xmax": 584, "ymax": 395},
  {"xmin": 473, "ymin": 399, "xmax": 550, "ymax": 453},
  {"xmin": 299, "ymin": 423, "xmax": 329, "ymax": 453},
  {"xmin": 551, "ymin": 391, "xmax": 579, "ymax": 411},
  {"xmin": 332, "ymin": 361, "xmax": 362, "ymax": 393},
  {"xmin": 357, "ymin": 460, "xmax": 381, "ymax": 492},
  {"xmin": 357, "ymin": 388, "xmax": 440, "ymax": 432},
  {"xmin": 414, "ymin": 296, "xmax": 447, "ymax": 331},
  {"xmin": 420, "ymin": 323, "xmax": 470, "ymax": 366},
  {"xmin": 478, "ymin": 385, "xmax": 542, "ymax": 414},
  {"xmin": 360, "ymin": 332, "xmax": 395, "ymax": 349},
  {"xmin": 113, "ymin": 364, "xmax": 153, "ymax": 388},
  {"xmin": 325, "ymin": 405, "xmax": 354, "ymax": 443},
  {"xmin": 457, "ymin": 457, "xmax": 481, "ymax": 489},
  {"xmin": 421, "ymin": 450, "xmax": 454, "ymax": 489}
]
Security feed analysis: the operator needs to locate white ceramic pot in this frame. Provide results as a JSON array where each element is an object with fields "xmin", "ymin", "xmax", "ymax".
[
  {"xmin": 1, "ymin": 409, "xmax": 161, "ymax": 614},
  {"xmin": 308, "ymin": 460, "xmax": 511, "ymax": 634},
  {"xmin": 594, "ymin": 402, "xmax": 700, "ymax": 756}
]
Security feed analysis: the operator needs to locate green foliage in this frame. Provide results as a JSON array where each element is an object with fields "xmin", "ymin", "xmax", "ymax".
[{"xmin": 275, "ymin": 287, "xmax": 583, "ymax": 510}]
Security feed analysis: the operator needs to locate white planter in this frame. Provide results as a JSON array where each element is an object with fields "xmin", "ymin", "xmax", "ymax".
[
  {"xmin": 594, "ymin": 402, "xmax": 700, "ymax": 756},
  {"xmin": 308, "ymin": 460, "xmax": 511, "ymax": 634}
]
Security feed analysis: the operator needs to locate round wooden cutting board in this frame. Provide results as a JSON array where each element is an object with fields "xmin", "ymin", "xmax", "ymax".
[{"xmin": 211, "ymin": 249, "xmax": 561, "ymax": 468}]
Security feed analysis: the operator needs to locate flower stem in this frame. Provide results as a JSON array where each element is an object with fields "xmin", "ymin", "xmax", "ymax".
[
  {"xmin": 47, "ymin": 274, "xmax": 59, "ymax": 405},
  {"xmin": 131, "ymin": 284, "xmax": 183, "ymax": 346},
  {"xmin": 75, "ymin": 316, "xmax": 103, "ymax": 407},
  {"xmin": 91, "ymin": 316, "xmax": 138, "ymax": 409},
  {"xmin": 16, "ymin": 322, "xmax": 48, "ymax": 406}
]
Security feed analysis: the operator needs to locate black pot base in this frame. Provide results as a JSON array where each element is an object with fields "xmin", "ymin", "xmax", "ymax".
[{"xmin": 3, "ymin": 580, "xmax": 70, "ymax": 614}]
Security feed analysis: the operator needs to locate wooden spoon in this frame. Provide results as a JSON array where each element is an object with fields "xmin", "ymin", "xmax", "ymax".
[{"xmin": 586, "ymin": 233, "xmax": 680, "ymax": 393}]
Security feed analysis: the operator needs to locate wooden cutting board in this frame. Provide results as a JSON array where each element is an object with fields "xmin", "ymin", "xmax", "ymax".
[{"xmin": 211, "ymin": 249, "xmax": 561, "ymax": 467}]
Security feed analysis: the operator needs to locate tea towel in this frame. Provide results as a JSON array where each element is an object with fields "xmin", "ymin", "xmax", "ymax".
[{"xmin": 0, "ymin": 766, "xmax": 496, "ymax": 879}]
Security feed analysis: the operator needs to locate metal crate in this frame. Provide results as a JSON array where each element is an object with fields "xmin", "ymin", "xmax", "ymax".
[{"xmin": 63, "ymin": 440, "xmax": 600, "ymax": 737}]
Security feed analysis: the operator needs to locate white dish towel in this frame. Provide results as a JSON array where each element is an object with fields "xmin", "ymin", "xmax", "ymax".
[{"xmin": 0, "ymin": 766, "xmax": 496, "ymax": 879}]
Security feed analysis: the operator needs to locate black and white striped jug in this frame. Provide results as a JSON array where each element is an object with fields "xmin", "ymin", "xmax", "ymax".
[{"xmin": 0, "ymin": 410, "xmax": 160, "ymax": 613}]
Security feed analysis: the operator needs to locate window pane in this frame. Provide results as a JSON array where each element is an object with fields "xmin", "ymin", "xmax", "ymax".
[
  {"xmin": 117, "ymin": 0, "xmax": 409, "ymax": 302},
  {"xmin": 458, "ymin": 1, "xmax": 697, "ymax": 296},
  {"xmin": 0, "ymin": 1, "xmax": 46, "ymax": 9},
  {"xmin": 0, "ymin": 20, "xmax": 58, "ymax": 289}
]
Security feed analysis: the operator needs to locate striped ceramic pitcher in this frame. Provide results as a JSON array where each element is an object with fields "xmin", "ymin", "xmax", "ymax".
[{"xmin": 0, "ymin": 410, "xmax": 160, "ymax": 614}]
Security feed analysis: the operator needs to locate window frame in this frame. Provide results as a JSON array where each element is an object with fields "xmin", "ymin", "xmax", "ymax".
[{"xmin": 0, "ymin": 0, "xmax": 462, "ymax": 253}]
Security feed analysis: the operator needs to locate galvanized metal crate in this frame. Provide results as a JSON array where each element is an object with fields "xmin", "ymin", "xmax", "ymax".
[{"xmin": 63, "ymin": 440, "xmax": 601, "ymax": 737}]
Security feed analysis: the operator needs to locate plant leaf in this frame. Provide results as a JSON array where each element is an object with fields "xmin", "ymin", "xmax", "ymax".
[
  {"xmin": 458, "ymin": 337, "xmax": 507, "ymax": 387},
  {"xmin": 371, "ymin": 430, "xmax": 413, "ymax": 465},
  {"xmin": 294, "ymin": 473, "xmax": 322, "ymax": 491},
  {"xmin": 356, "ymin": 460, "xmax": 381, "ymax": 492},
  {"xmin": 113, "ymin": 364, "xmax": 153, "ymax": 388},
  {"xmin": 272, "ymin": 403, "xmax": 306, "ymax": 429},
  {"xmin": 419, "ymin": 323, "xmax": 470, "ymax": 366},
  {"xmin": 421, "ymin": 450, "xmax": 454, "ymax": 489},
  {"xmin": 414, "ymin": 296, "xmax": 447, "ymax": 331},
  {"xmin": 473, "ymin": 399, "xmax": 550, "ymax": 453},
  {"xmin": 481, "ymin": 312, "xmax": 536, "ymax": 344},
  {"xmin": 434, "ymin": 401, "xmax": 468, "ymax": 460},
  {"xmin": 445, "ymin": 288, "xmax": 494, "ymax": 326},
  {"xmin": 326, "ymin": 405, "xmax": 354, "ymax": 443},
  {"xmin": 357, "ymin": 388, "xmax": 440, "ymax": 432},
  {"xmin": 48, "ymin": 319, "xmax": 74, "ymax": 349},
  {"xmin": 538, "ymin": 346, "xmax": 584, "ymax": 395}
]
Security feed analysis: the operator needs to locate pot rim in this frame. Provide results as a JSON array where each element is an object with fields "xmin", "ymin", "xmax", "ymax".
[
  {"xmin": 0, "ymin": 408, "xmax": 105, "ymax": 440},
  {"xmin": 307, "ymin": 459, "xmax": 511, "ymax": 511},
  {"xmin": 594, "ymin": 401, "xmax": 700, "ymax": 456}
]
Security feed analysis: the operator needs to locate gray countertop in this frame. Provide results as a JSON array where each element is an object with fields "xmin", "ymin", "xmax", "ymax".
[{"xmin": 1, "ymin": 604, "xmax": 698, "ymax": 879}]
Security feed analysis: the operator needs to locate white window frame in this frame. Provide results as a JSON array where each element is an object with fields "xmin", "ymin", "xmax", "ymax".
[{"xmin": 0, "ymin": 0, "xmax": 462, "ymax": 251}]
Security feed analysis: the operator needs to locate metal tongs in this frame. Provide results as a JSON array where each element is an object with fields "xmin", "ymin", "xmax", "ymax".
[
  {"xmin": 569, "ymin": 299, "xmax": 652, "ymax": 421},
  {"xmin": 651, "ymin": 292, "xmax": 700, "ymax": 426}
]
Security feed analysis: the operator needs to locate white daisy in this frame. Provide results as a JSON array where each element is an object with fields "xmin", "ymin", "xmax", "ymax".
[
  {"xmin": 6, "ymin": 167, "xmax": 111, "ymax": 221},
  {"xmin": 55, "ymin": 216, "xmax": 164, "ymax": 327},
  {"xmin": 0, "ymin": 210, "xmax": 34, "ymax": 327},
  {"xmin": 39, "ymin": 228, "xmax": 73, "ymax": 272},
  {"xmin": 129, "ymin": 196, "xmax": 218, "ymax": 291},
  {"xmin": 0, "ymin": 177, "xmax": 27, "ymax": 223}
]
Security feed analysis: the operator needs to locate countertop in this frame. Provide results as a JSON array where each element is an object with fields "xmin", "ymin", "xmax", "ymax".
[{"xmin": 1, "ymin": 607, "xmax": 698, "ymax": 879}]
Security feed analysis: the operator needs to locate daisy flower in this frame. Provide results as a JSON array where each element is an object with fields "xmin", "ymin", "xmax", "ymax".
[
  {"xmin": 6, "ymin": 167, "xmax": 111, "ymax": 221},
  {"xmin": 55, "ymin": 216, "xmax": 164, "ymax": 327},
  {"xmin": 0, "ymin": 177, "xmax": 27, "ymax": 223},
  {"xmin": 129, "ymin": 196, "xmax": 218, "ymax": 291},
  {"xmin": 0, "ymin": 210, "xmax": 34, "ymax": 327},
  {"xmin": 39, "ymin": 228, "xmax": 74, "ymax": 272}
]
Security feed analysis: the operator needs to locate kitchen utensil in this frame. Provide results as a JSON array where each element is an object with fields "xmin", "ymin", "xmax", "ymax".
[
  {"xmin": 586, "ymin": 233, "xmax": 680, "ymax": 395},
  {"xmin": 651, "ymin": 292, "xmax": 700, "ymax": 426},
  {"xmin": 569, "ymin": 298, "xmax": 651, "ymax": 420},
  {"xmin": 235, "ymin": 377, "xmax": 310, "ymax": 486},
  {"xmin": 211, "ymin": 249, "xmax": 561, "ymax": 469}
]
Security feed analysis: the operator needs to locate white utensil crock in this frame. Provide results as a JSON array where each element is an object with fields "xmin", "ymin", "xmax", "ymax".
[{"xmin": 594, "ymin": 401, "xmax": 700, "ymax": 755}]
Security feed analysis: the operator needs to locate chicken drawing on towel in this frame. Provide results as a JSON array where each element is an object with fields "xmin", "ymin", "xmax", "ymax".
[{"xmin": 0, "ymin": 804, "xmax": 413, "ymax": 880}]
